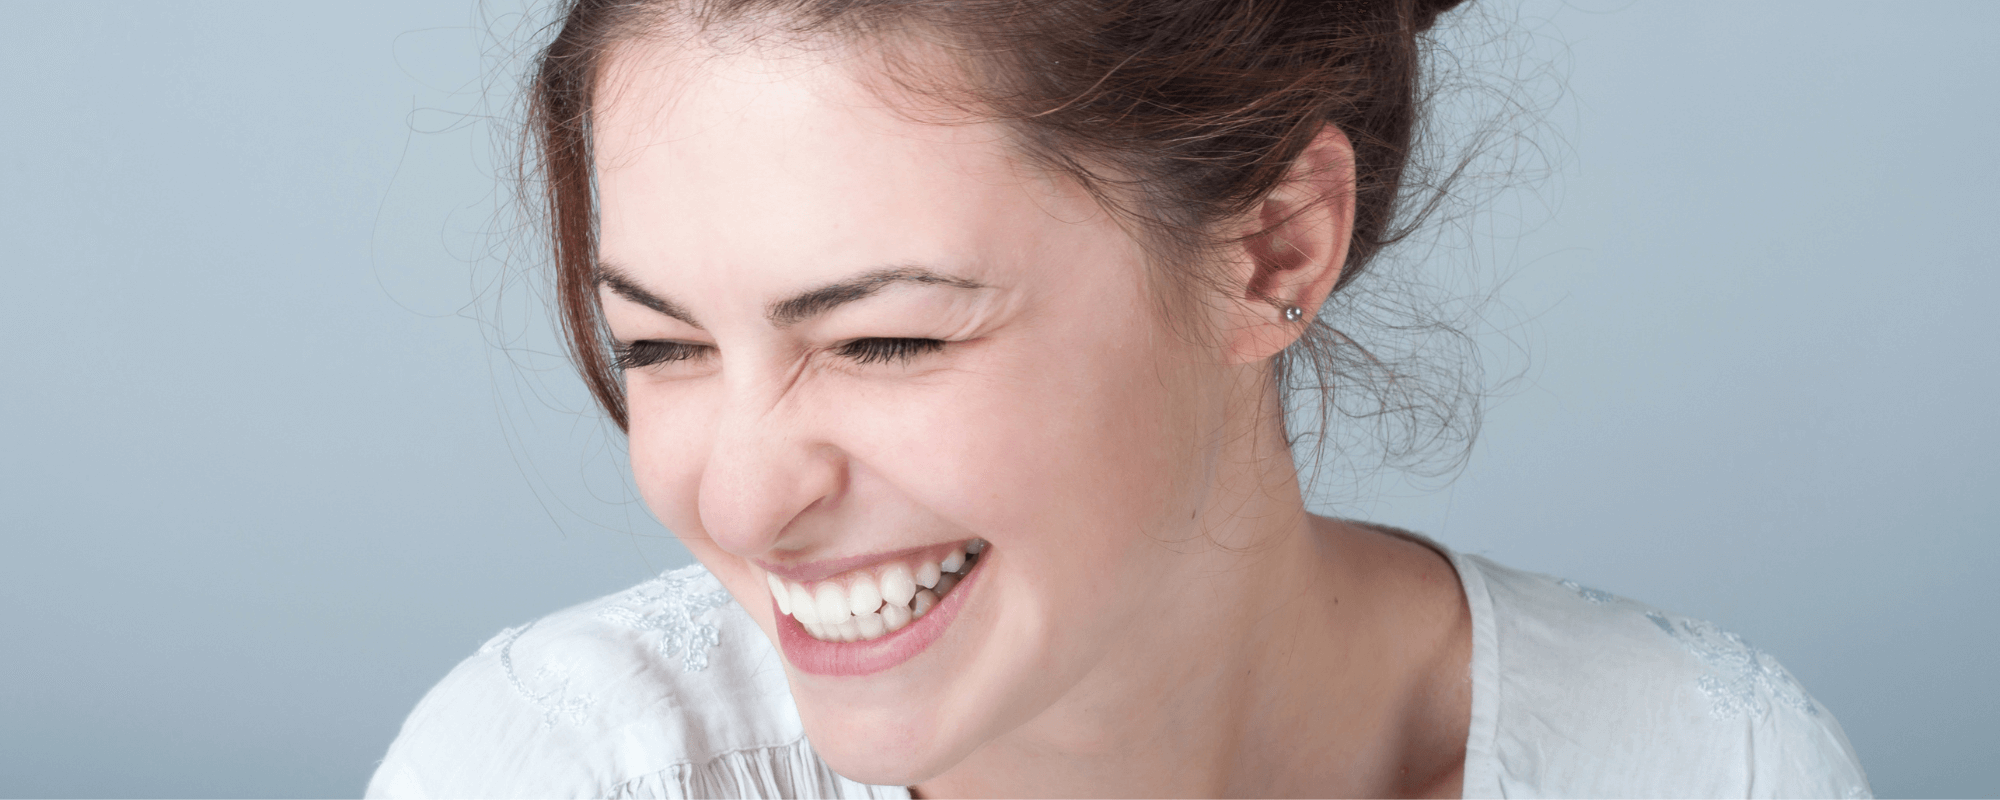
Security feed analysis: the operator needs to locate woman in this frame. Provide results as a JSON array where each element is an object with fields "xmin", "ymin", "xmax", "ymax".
[{"xmin": 370, "ymin": 0, "xmax": 1868, "ymax": 796}]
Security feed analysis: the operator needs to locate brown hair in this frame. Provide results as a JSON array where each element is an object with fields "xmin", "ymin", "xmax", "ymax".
[{"xmin": 525, "ymin": 0, "xmax": 1473, "ymax": 467}]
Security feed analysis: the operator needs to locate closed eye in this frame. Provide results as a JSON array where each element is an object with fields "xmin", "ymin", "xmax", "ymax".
[
  {"xmin": 836, "ymin": 337, "xmax": 945, "ymax": 365},
  {"xmin": 613, "ymin": 340, "xmax": 712, "ymax": 370}
]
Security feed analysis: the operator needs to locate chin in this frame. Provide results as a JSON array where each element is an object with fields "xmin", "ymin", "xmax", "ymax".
[
  {"xmin": 783, "ymin": 644, "xmax": 1015, "ymax": 786},
  {"xmin": 763, "ymin": 542, "xmax": 1008, "ymax": 787},
  {"xmin": 798, "ymin": 706, "xmax": 965, "ymax": 787}
]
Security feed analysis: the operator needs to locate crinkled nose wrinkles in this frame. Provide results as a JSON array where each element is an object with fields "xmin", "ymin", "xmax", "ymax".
[{"xmin": 694, "ymin": 370, "xmax": 846, "ymax": 557}]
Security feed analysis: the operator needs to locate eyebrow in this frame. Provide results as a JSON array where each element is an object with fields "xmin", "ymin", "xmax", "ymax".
[
  {"xmin": 767, "ymin": 266, "xmax": 987, "ymax": 326},
  {"xmin": 595, "ymin": 263, "xmax": 986, "ymax": 329},
  {"xmin": 598, "ymin": 264, "xmax": 703, "ymax": 328}
]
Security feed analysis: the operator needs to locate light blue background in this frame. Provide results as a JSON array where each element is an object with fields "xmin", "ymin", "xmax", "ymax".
[{"xmin": 1, "ymin": 2, "xmax": 1992, "ymax": 796}]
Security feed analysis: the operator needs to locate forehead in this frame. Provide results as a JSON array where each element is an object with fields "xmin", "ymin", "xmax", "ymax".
[{"xmin": 591, "ymin": 36, "xmax": 1086, "ymax": 284}]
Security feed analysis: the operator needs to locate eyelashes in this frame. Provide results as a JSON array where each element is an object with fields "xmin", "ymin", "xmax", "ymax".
[
  {"xmin": 613, "ymin": 340, "xmax": 708, "ymax": 370},
  {"xmin": 612, "ymin": 337, "xmax": 945, "ymax": 370},
  {"xmin": 836, "ymin": 337, "xmax": 945, "ymax": 365}
]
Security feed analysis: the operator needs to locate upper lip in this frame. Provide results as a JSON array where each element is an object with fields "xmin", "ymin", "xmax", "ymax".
[{"xmin": 753, "ymin": 540, "xmax": 965, "ymax": 584}]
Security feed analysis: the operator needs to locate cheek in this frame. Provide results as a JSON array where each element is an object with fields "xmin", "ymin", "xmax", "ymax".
[
  {"xmin": 625, "ymin": 384, "xmax": 719, "ymax": 543},
  {"xmin": 849, "ymin": 314, "xmax": 1201, "ymax": 576}
]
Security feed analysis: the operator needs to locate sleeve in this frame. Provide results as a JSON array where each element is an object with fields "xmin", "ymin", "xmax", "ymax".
[
  {"xmin": 1467, "ymin": 555, "xmax": 1874, "ymax": 798},
  {"xmin": 1636, "ymin": 609, "xmax": 1873, "ymax": 799},
  {"xmin": 1742, "ymin": 671, "xmax": 1873, "ymax": 799},
  {"xmin": 364, "ymin": 565, "xmax": 858, "ymax": 799},
  {"xmin": 365, "ymin": 623, "xmax": 609, "ymax": 799}
]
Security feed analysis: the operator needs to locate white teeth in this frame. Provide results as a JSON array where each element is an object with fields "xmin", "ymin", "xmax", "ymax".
[
  {"xmin": 785, "ymin": 541, "xmax": 988, "ymax": 642},
  {"xmin": 790, "ymin": 584, "xmax": 820, "ymax": 625},
  {"xmin": 847, "ymin": 577, "xmax": 883, "ymax": 617},
  {"xmin": 768, "ymin": 573, "xmax": 792, "ymax": 616},
  {"xmin": 880, "ymin": 563, "xmax": 917, "ymax": 606},
  {"xmin": 815, "ymin": 583, "xmax": 851, "ymax": 625},
  {"xmin": 881, "ymin": 600, "xmax": 911, "ymax": 632}
]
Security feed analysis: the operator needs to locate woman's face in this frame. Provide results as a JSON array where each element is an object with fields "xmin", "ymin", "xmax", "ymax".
[{"xmin": 594, "ymin": 40, "xmax": 1238, "ymax": 783}]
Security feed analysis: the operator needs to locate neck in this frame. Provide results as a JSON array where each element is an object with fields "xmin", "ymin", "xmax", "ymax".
[{"xmin": 914, "ymin": 389, "xmax": 1460, "ymax": 797}]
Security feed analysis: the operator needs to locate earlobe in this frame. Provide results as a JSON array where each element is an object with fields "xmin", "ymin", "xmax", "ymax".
[{"xmin": 1223, "ymin": 124, "xmax": 1357, "ymax": 364}]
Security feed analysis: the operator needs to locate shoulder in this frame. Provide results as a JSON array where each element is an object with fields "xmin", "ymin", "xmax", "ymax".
[
  {"xmin": 366, "ymin": 564, "xmax": 901, "ymax": 799},
  {"xmin": 1451, "ymin": 553, "xmax": 1872, "ymax": 799}
]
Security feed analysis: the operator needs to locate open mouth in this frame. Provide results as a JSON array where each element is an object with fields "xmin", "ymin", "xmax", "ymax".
[{"xmin": 766, "ymin": 539, "xmax": 984, "ymax": 643}]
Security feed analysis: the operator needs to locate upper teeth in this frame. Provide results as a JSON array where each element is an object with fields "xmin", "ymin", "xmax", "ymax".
[{"xmin": 766, "ymin": 539, "xmax": 984, "ymax": 643}]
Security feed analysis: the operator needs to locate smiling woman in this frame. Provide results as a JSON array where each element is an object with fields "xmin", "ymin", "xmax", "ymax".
[{"xmin": 366, "ymin": 1, "xmax": 1869, "ymax": 797}]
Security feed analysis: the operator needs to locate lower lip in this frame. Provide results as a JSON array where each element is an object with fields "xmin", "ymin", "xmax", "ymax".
[{"xmin": 774, "ymin": 555, "xmax": 983, "ymax": 677}]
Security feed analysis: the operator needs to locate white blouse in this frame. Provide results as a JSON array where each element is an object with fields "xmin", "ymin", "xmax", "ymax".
[{"xmin": 367, "ymin": 542, "xmax": 1871, "ymax": 798}]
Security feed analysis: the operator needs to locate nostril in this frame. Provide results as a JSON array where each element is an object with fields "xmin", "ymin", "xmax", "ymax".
[{"xmin": 694, "ymin": 435, "xmax": 847, "ymax": 558}]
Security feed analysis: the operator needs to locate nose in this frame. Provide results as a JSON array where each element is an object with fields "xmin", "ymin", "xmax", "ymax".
[{"xmin": 695, "ymin": 381, "xmax": 846, "ymax": 558}]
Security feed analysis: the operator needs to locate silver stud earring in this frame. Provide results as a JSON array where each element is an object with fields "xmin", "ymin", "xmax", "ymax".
[{"xmin": 1283, "ymin": 306, "xmax": 1304, "ymax": 322}]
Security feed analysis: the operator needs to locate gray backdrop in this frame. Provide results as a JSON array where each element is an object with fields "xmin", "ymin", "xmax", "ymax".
[{"xmin": 2, "ymin": 1, "xmax": 1992, "ymax": 797}]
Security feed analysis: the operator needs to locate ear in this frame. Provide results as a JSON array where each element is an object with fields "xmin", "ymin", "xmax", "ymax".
[{"xmin": 1220, "ymin": 124, "xmax": 1356, "ymax": 364}]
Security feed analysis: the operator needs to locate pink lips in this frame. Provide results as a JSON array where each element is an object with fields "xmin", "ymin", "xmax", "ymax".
[{"xmin": 774, "ymin": 554, "xmax": 983, "ymax": 676}]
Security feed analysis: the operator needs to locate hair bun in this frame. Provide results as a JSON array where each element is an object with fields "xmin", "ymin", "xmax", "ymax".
[{"xmin": 1411, "ymin": 0, "xmax": 1471, "ymax": 33}]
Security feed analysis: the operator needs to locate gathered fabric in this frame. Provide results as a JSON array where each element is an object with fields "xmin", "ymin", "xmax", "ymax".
[{"xmin": 607, "ymin": 738, "xmax": 905, "ymax": 800}]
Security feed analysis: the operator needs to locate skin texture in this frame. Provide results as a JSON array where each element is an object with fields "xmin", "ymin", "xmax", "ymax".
[{"xmin": 592, "ymin": 35, "xmax": 1471, "ymax": 798}]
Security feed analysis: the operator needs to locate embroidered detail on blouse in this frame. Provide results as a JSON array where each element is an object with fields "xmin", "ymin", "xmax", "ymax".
[
  {"xmin": 599, "ymin": 564, "xmax": 735, "ymax": 673},
  {"xmin": 1557, "ymin": 578, "xmax": 1616, "ymax": 604},
  {"xmin": 492, "ymin": 620, "xmax": 598, "ymax": 728},
  {"xmin": 1645, "ymin": 611, "xmax": 1818, "ymax": 720},
  {"xmin": 478, "ymin": 624, "xmax": 522, "ymax": 656}
]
